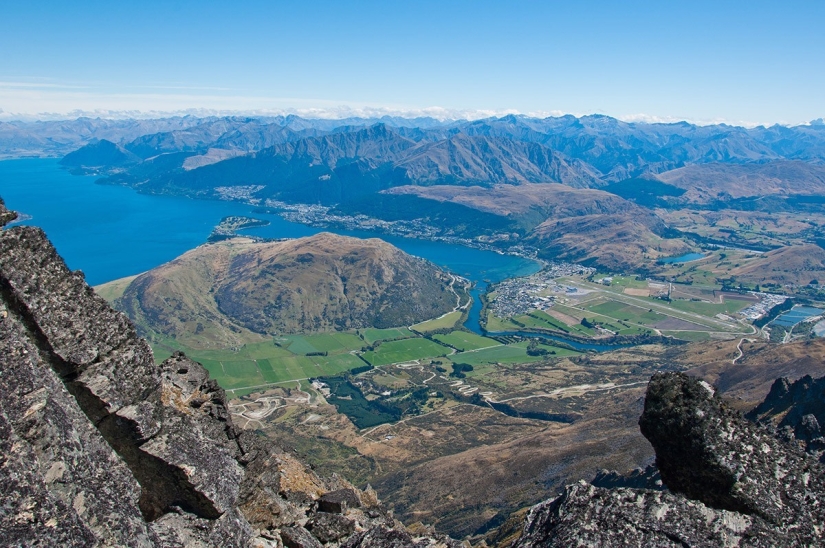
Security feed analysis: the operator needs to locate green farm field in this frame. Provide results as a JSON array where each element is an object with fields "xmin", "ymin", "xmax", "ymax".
[
  {"xmin": 362, "ymin": 338, "xmax": 451, "ymax": 366},
  {"xmin": 665, "ymin": 298, "xmax": 750, "ymax": 316},
  {"xmin": 434, "ymin": 331, "xmax": 499, "ymax": 351},
  {"xmin": 148, "ymin": 330, "xmax": 372, "ymax": 396},
  {"xmin": 361, "ymin": 327, "xmax": 415, "ymax": 344},
  {"xmin": 282, "ymin": 333, "xmax": 365, "ymax": 354},
  {"xmin": 197, "ymin": 358, "xmax": 265, "ymax": 390},
  {"xmin": 411, "ymin": 311, "xmax": 463, "ymax": 332},
  {"xmin": 484, "ymin": 312, "xmax": 521, "ymax": 332},
  {"xmin": 583, "ymin": 300, "xmax": 667, "ymax": 326},
  {"xmin": 518, "ymin": 311, "xmax": 574, "ymax": 333}
]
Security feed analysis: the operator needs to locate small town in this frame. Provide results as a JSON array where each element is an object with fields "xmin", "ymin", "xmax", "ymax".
[
  {"xmin": 263, "ymin": 197, "xmax": 543, "ymax": 260},
  {"xmin": 738, "ymin": 292, "xmax": 788, "ymax": 321},
  {"xmin": 489, "ymin": 262, "xmax": 596, "ymax": 317}
]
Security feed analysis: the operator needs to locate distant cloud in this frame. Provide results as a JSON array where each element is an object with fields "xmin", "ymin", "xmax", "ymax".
[
  {"xmin": 0, "ymin": 101, "xmax": 537, "ymax": 123},
  {"xmin": 618, "ymin": 113, "xmax": 691, "ymax": 124},
  {"xmin": 617, "ymin": 112, "xmax": 769, "ymax": 128},
  {"xmin": 0, "ymin": 79, "xmax": 814, "ymax": 128}
]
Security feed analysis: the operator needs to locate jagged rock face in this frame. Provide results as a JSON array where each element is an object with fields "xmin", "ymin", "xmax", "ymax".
[
  {"xmin": 747, "ymin": 374, "xmax": 825, "ymax": 460},
  {"xmin": 639, "ymin": 373, "xmax": 824, "ymax": 529},
  {"xmin": 513, "ymin": 481, "xmax": 775, "ymax": 548},
  {"xmin": 515, "ymin": 372, "xmax": 825, "ymax": 547},
  {"xmin": 0, "ymin": 292, "xmax": 154, "ymax": 547},
  {"xmin": 0, "ymin": 202, "xmax": 17, "ymax": 226},
  {"xmin": 590, "ymin": 463, "xmax": 663, "ymax": 491},
  {"xmin": 0, "ymin": 198, "xmax": 458, "ymax": 548}
]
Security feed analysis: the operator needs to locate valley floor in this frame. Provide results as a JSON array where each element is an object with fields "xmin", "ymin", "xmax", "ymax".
[{"xmin": 92, "ymin": 241, "xmax": 825, "ymax": 541}]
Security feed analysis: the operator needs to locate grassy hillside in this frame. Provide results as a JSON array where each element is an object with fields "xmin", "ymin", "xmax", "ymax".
[
  {"xmin": 527, "ymin": 214, "xmax": 691, "ymax": 272},
  {"xmin": 731, "ymin": 244, "xmax": 825, "ymax": 286},
  {"xmin": 114, "ymin": 233, "xmax": 459, "ymax": 348}
]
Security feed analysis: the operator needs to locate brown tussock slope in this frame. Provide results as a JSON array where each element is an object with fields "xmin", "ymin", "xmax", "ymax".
[
  {"xmin": 369, "ymin": 339, "xmax": 825, "ymax": 540},
  {"xmin": 385, "ymin": 183, "xmax": 640, "ymax": 219},
  {"xmin": 658, "ymin": 160, "xmax": 825, "ymax": 202},
  {"xmin": 731, "ymin": 243, "xmax": 825, "ymax": 285},
  {"xmin": 527, "ymin": 214, "xmax": 690, "ymax": 271},
  {"xmin": 385, "ymin": 183, "xmax": 690, "ymax": 271}
]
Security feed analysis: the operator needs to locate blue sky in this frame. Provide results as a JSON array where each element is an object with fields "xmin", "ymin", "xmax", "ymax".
[{"xmin": 1, "ymin": 0, "xmax": 823, "ymax": 125}]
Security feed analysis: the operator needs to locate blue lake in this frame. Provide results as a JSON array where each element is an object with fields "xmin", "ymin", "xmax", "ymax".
[
  {"xmin": 0, "ymin": 158, "xmax": 539, "ymax": 287},
  {"xmin": 659, "ymin": 252, "xmax": 705, "ymax": 264}
]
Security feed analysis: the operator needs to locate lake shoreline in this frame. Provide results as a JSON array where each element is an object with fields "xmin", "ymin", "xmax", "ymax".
[{"xmin": 0, "ymin": 157, "xmax": 541, "ymax": 288}]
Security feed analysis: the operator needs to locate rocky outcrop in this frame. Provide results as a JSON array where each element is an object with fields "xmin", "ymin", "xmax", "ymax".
[
  {"xmin": 515, "ymin": 372, "xmax": 825, "ymax": 547},
  {"xmin": 746, "ymin": 374, "xmax": 825, "ymax": 461},
  {"xmin": 590, "ymin": 463, "xmax": 663, "ymax": 491},
  {"xmin": 515, "ymin": 481, "xmax": 776, "ymax": 548},
  {"xmin": 0, "ymin": 198, "xmax": 457, "ymax": 547}
]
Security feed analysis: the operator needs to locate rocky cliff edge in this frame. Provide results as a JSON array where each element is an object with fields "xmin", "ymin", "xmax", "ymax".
[{"xmin": 514, "ymin": 372, "xmax": 825, "ymax": 547}]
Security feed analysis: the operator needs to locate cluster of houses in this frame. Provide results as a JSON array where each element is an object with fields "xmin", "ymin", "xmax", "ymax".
[
  {"xmin": 490, "ymin": 262, "xmax": 595, "ymax": 318},
  {"xmin": 739, "ymin": 292, "xmax": 788, "ymax": 321}
]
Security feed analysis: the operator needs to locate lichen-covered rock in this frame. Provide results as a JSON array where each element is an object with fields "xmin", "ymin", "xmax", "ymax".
[
  {"xmin": 514, "ymin": 372, "xmax": 825, "ymax": 547},
  {"xmin": 342, "ymin": 525, "xmax": 463, "ymax": 548},
  {"xmin": 149, "ymin": 507, "xmax": 254, "ymax": 548},
  {"xmin": 340, "ymin": 526, "xmax": 417, "ymax": 548},
  {"xmin": 0, "ymin": 198, "xmax": 17, "ymax": 226},
  {"xmin": 0, "ymin": 227, "xmax": 161, "ymax": 413},
  {"xmin": 639, "ymin": 372, "xmax": 825, "ymax": 531},
  {"xmin": 306, "ymin": 512, "xmax": 355, "ymax": 543},
  {"xmin": 318, "ymin": 489, "xmax": 361, "ymax": 514},
  {"xmin": 0, "ymin": 405, "xmax": 99, "ymax": 547},
  {"xmin": 281, "ymin": 526, "xmax": 324, "ymax": 548},
  {"xmin": 0, "ymin": 296, "xmax": 155, "ymax": 547},
  {"xmin": 746, "ymin": 374, "xmax": 825, "ymax": 460},
  {"xmin": 513, "ymin": 480, "xmax": 779, "ymax": 548},
  {"xmin": 590, "ymin": 463, "xmax": 663, "ymax": 491}
]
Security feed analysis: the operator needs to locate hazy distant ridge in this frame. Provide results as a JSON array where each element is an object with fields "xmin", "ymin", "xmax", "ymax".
[{"xmin": 48, "ymin": 114, "xmax": 825, "ymax": 207}]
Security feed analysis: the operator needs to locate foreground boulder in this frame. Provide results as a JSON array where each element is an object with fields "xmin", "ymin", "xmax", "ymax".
[
  {"xmin": 515, "ymin": 481, "xmax": 777, "ymax": 547},
  {"xmin": 515, "ymin": 372, "xmax": 825, "ymax": 547},
  {"xmin": 0, "ymin": 198, "xmax": 458, "ymax": 547}
]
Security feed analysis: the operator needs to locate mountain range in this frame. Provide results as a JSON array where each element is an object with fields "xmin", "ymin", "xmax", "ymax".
[
  {"xmin": 52, "ymin": 114, "xmax": 825, "ymax": 198},
  {"xmin": 43, "ymin": 113, "xmax": 825, "ymax": 273}
]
